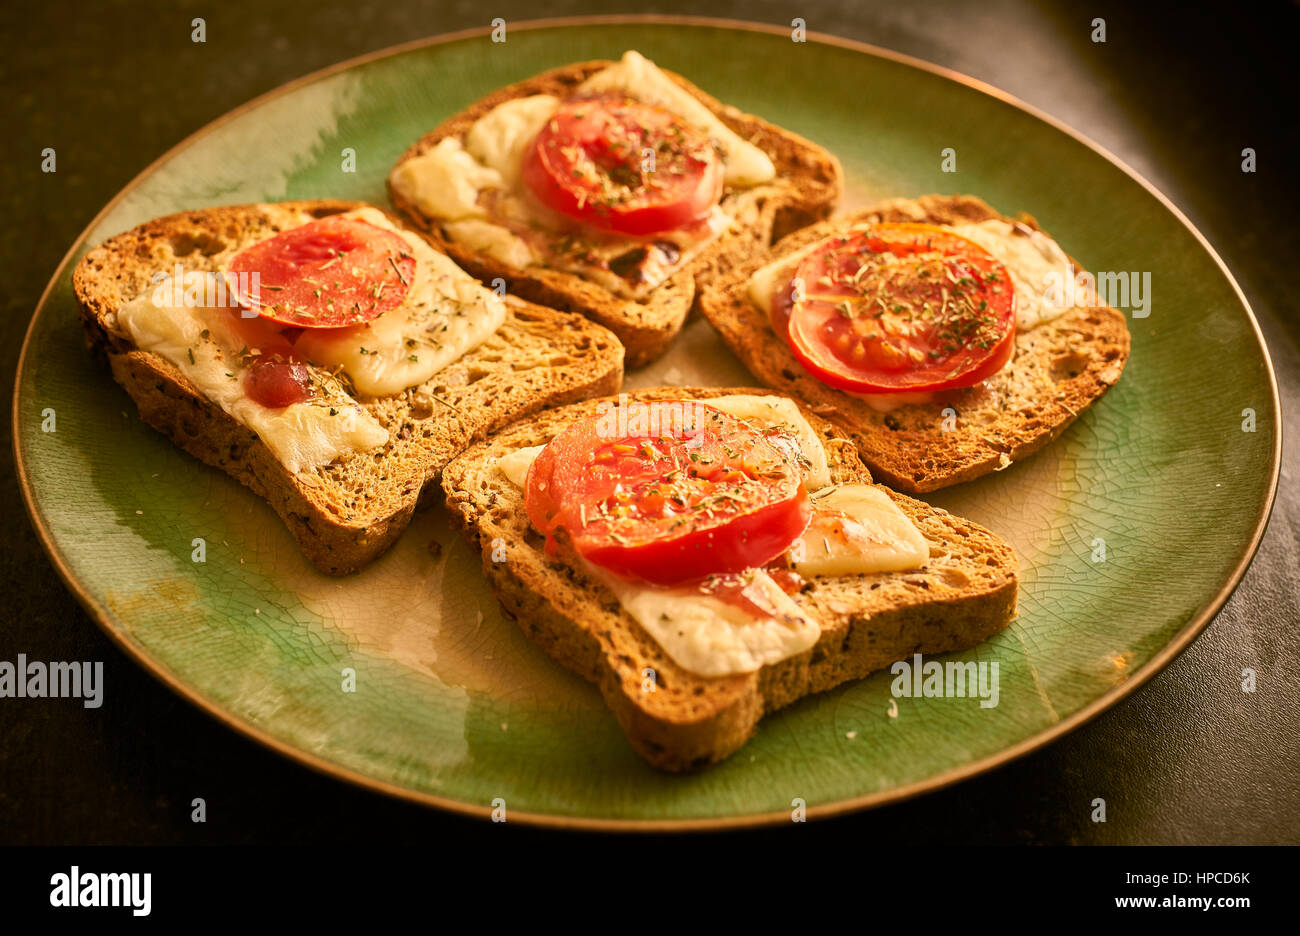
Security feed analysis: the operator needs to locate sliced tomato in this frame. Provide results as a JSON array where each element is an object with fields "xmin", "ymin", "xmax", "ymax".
[
  {"xmin": 524, "ymin": 402, "xmax": 810, "ymax": 585},
  {"xmin": 243, "ymin": 356, "xmax": 314, "ymax": 409},
  {"xmin": 779, "ymin": 224, "xmax": 1017, "ymax": 393},
  {"xmin": 225, "ymin": 216, "xmax": 416, "ymax": 329},
  {"xmin": 521, "ymin": 95, "xmax": 723, "ymax": 236},
  {"xmin": 218, "ymin": 306, "xmax": 298, "ymax": 358}
]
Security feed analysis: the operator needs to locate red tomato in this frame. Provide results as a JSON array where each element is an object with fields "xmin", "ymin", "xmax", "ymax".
[
  {"xmin": 243, "ymin": 356, "xmax": 314, "ymax": 408},
  {"xmin": 524, "ymin": 402, "xmax": 810, "ymax": 585},
  {"xmin": 219, "ymin": 307, "xmax": 298, "ymax": 359},
  {"xmin": 226, "ymin": 216, "xmax": 417, "ymax": 329},
  {"xmin": 777, "ymin": 224, "xmax": 1017, "ymax": 393},
  {"xmin": 521, "ymin": 95, "xmax": 723, "ymax": 236}
]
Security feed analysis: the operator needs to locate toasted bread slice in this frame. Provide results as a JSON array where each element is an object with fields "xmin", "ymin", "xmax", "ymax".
[
  {"xmin": 442, "ymin": 386, "xmax": 1019, "ymax": 771},
  {"xmin": 73, "ymin": 200, "xmax": 624, "ymax": 575},
  {"xmin": 388, "ymin": 59, "xmax": 843, "ymax": 368},
  {"xmin": 698, "ymin": 195, "xmax": 1131, "ymax": 492}
]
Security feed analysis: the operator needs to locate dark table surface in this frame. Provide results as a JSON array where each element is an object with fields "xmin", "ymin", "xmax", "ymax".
[{"xmin": 2, "ymin": 0, "xmax": 1296, "ymax": 845}]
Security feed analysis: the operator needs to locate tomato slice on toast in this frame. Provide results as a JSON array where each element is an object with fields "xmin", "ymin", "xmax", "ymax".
[
  {"xmin": 522, "ymin": 95, "xmax": 723, "ymax": 237},
  {"xmin": 226, "ymin": 216, "xmax": 416, "ymax": 329},
  {"xmin": 775, "ymin": 224, "xmax": 1017, "ymax": 394},
  {"xmin": 524, "ymin": 402, "xmax": 810, "ymax": 585}
]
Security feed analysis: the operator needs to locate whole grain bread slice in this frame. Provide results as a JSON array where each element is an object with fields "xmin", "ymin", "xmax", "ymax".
[
  {"xmin": 73, "ymin": 199, "xmax": 624, "ymax": 575},
  {"xmin": 387, "ymin": 59, "xmax": 843, "ymax": 368},
  {"xmin": 441, "ymin": 386, "xmax": 1019, "ymax": 771},
  {"xmin": 697, "ymin": 195, "xmax": 1131, "ymax": 492}
]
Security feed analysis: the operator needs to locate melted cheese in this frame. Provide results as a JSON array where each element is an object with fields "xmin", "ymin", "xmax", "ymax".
[
  {"xmin": 117, "ymin": 279, "xmax": 388, "ymax": 474},
  {"xmin": 388, "ymin": 138, "xmax": 501, "ymax": 221},
  {"xmin": 293, "ymin": 208, "xmax": 507, "ymax": 398},
  {"xmin": 745, "ymin": 242, "xmax": 817, "ymax": 314},
  {"xmin": 946, "ymin": 219, "xmax": 1075, "ymax": 331},
  {"xmin": 496, "ymin": 444, "xmax": 545, "ymax": 487},
  {"xmin": 581, "ymin": 561, "xmax": 819, "ymax": 677},
  {"xmin": 464, "ymin": 94, "xmax": 559, "ymax": 188},
  {"xmin": 441, "ymin": 219, "xmax": 534, "ymax": 269},
  {"xmin": 704, "ymin": 393, "xmax": 831, "ymax": 489},
  {"xmin": 565, "ymin": 210, "xmax": 729, "ymax": 298},
  {"xmin": 796, "ymin": 484, "xmax": 929, "ymax": 576}
]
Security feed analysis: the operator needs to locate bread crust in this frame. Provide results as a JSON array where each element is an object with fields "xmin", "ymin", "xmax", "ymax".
[
  {"xmin": 387, "ymin": 60, "xmax": 843, "ymax": 368},
  {"xmin": 697, "ymin": 194, "xmax": 1132, "ymax": 492},
  {"xmin": 73, "ymin": 199, "xmax": 624, "ymax": 575},
  {"xmin": 442, "ymin": 386, "xmax": 1019, "ymax": 771}
]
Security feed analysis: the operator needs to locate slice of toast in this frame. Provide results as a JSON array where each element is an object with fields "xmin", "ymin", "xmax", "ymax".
[
  {"xmin": 441, "ymin": 386, "xmax": 1019, "ymax": 771},
  {"xmin": 73, "ymin": 199, "xmax": 624, "ymax": 575},
  {"xmin": 388, "ymin": 59, "xmax": 843, "ymax": 368},
  {"xmin": 698, "ymin": 195, "xmax": 1131, "ymax": 492}
]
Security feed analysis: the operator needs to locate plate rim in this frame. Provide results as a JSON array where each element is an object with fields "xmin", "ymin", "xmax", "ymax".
[{"xmin": 11, "ymin": 14, "xmax": 1283, "ymax": 833}]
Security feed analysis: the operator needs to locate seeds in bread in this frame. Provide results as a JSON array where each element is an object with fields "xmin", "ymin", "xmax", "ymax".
[
  {"xmin": 441, "ymin": 386, "xmax": 1019, "ymax": 771},
  {"xmin": 697, "ymin": 194, "xmax": 1131, "ymax": 492},
  {"xmin": 387, "ymin": 58, "xmax": 843, "ymax": 368},
  {"xmin": 73, "ymin": 199, "xmax": 625, "ymax": 575}
]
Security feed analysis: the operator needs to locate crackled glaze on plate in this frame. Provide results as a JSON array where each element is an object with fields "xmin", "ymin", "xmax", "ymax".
[{"xmin": 13, "ymin": 18, "xmax": 1280, "ymax": 829}]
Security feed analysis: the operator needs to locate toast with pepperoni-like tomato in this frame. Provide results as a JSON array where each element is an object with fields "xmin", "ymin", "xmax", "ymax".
[
  {"xmin": 442, "ymin": 386, "xmax": 1019, "ymax": 771},
  {"xmin": 698, "ymin": 194, "xmax": 1131, "ymax": 492},
  {"xmin": 72, "ymin": 199, "xmax": 623, "ymax": 574},
  {"xmin": 388, "ymin": 51, "xmax": 843, "ymax": 368}
]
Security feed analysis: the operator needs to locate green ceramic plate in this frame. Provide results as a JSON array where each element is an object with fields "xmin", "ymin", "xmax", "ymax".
[{"xmin": 13, "ymin": 18, "xmax": 1280, "ymax": 829}]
